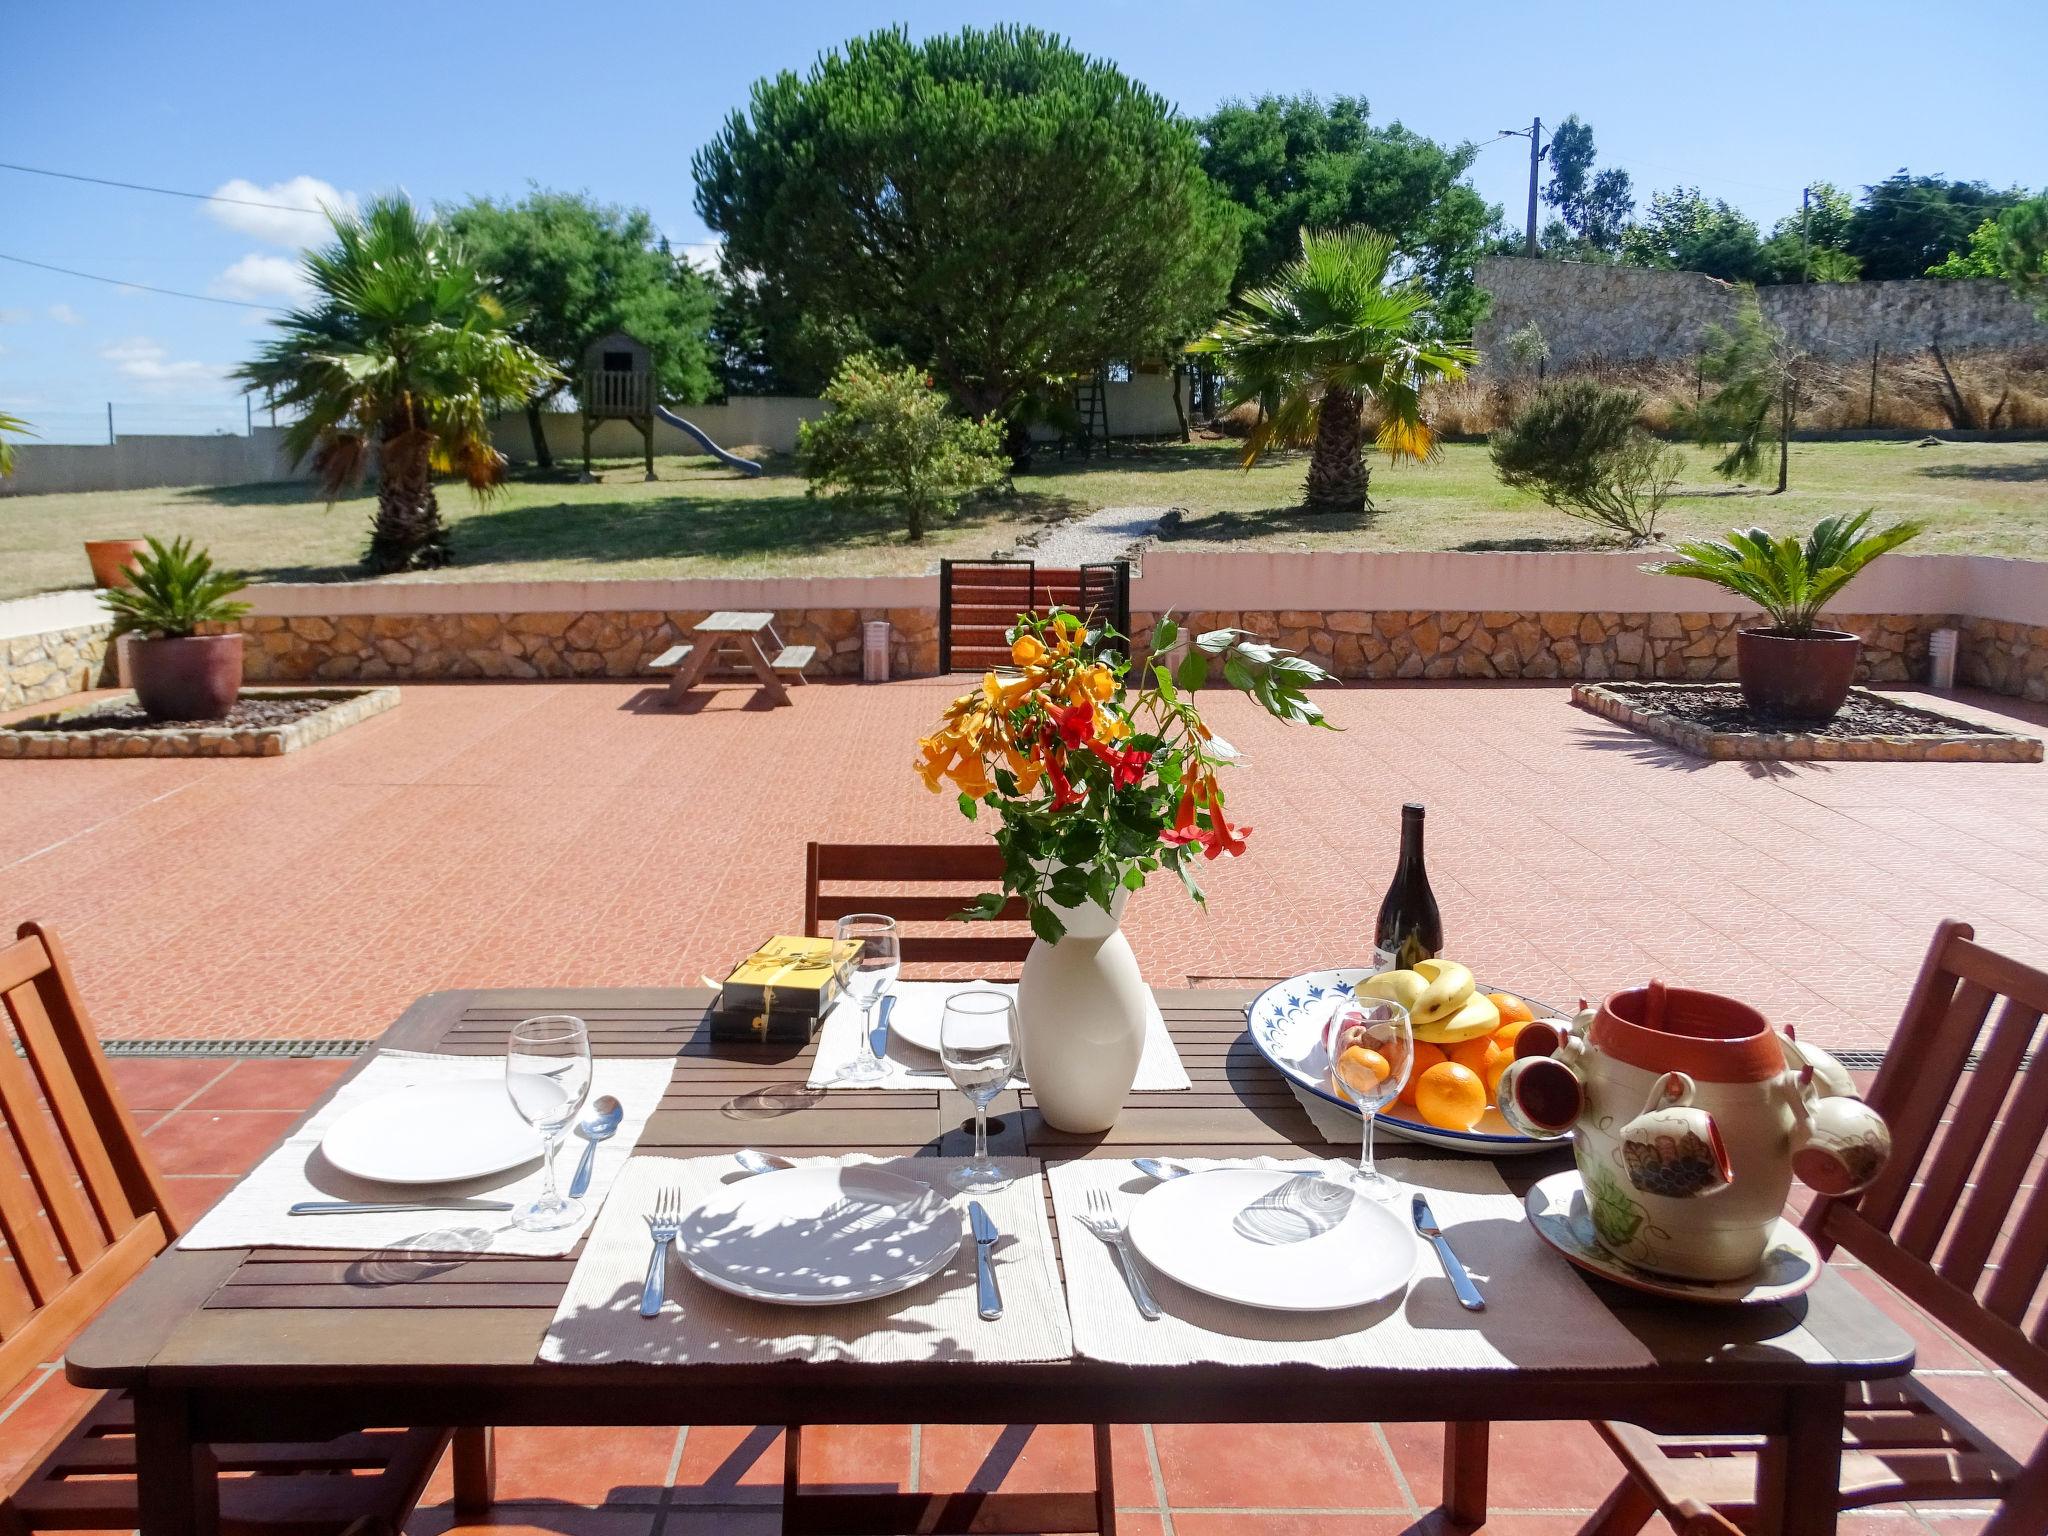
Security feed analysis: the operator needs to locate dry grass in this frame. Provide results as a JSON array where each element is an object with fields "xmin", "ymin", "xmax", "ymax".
[{"xmin": 3, "ymin": 437, "xmax": 2044, "ymax": 601}]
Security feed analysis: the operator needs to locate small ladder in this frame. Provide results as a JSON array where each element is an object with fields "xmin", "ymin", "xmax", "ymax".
[{"xmin": 1071, "ymin": 365, "xmax": 1109, "ymax": 458}]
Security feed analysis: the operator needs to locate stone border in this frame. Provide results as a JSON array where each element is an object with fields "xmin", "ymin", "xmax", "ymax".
[
  {"xmin": 0, "ymin": 687, "xmax": 399, "ymax": 758},
  {"xmin": 1571, "ymin": 682, "xmax": 2042, "ymax": 763}
]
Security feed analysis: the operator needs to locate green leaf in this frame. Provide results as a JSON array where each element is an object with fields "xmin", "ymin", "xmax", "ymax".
[
  {"xmin": 1029, "ymin": 904, "xmax": 1068, "ymax": 945},
  {"xmin": 957, "ymin": 792, "xmax": 980, "ymax": 820},
  {"xmin": 1149, "ymin": 613, "xmax": 1178, "ymax": 653},
  {"xmin": 1122, "ymin": 867, "xmax": 1147, "ymax": 890},
  {"xmin": 1152, "ymin": 664, "xmax": 1179, "ymax": 703},
  {"xmin": 1175, "ymin": 647, "xmax": 1209, "ymax": 692}
]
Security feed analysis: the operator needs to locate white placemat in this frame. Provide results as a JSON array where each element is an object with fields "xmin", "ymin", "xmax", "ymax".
[
  {"xmin": 1048, "ymin": 1156, "xmax": 1656, "ymax": 1371},
  {"xmin": 807, "ymin": 980, "xmax": 1190, "ymax": 1092},
  {"xmin": 539, "ymin": 1154, "xmax": 1072, "ymax": 1365},
  {"xmin": 177, "ymin": 1051, "xmax": 675, "ymax": 1257}
]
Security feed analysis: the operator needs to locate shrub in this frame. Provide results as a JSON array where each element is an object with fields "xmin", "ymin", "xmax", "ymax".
[
  {"xmin": 99, "ymin": 537, "xmax": 251, "ymax": 640},
  {"xmin": 797, "ymin": 357, "xmax": 1008, "ymax": 540},
  {"xmin": 1488, "ymin": 379, "xmax": 1682, "ymax": 545}
]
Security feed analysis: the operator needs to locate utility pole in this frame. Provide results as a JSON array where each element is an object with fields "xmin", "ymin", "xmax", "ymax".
[
  {"xmin": 1800, "ymin": 185, "xmax": 1812, "ymax": 283},
  {"xmin": 106, "ymin": 402, "xmax": 114, "ymax": 446},
  {"xmin": 1501, "ymin": 117, "xmax": 1546, "ymax": 255}
]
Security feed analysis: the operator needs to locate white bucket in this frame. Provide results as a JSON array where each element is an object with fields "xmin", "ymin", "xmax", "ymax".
[
  {"xmin": 1927, "ymin": 627, "xmax": 1958, "ymax": 692},
  {"xmin": 862, "ymin": 620, "xmax": 891, "ymax": 683}
]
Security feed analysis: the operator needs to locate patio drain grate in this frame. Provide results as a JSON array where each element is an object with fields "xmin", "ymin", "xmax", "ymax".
[{"xmin": 97, "ymin": 1038, "xmax": 368, "ymax": 1059}]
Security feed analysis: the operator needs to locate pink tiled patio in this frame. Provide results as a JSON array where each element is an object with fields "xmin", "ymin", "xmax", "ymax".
[
  {"xmin": 5, "ymin": 677, "xmax": 2045, "ymax": 1049},
  {"xmin": 5, "ymin": 675, "xmax": 2048, "ymax": 1535}
]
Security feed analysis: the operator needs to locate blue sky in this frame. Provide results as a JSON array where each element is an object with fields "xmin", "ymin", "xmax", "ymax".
[{"xmin": 3, "ymin": 0, "xmax": 2042, "ymax": 440}]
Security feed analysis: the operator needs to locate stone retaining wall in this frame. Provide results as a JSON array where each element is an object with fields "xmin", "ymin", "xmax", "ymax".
[
  {"xmin": 2, "ymin": 622, "xmax": 115, "ymax": 710},
  {"xmin": 1134, "ymin": 610, "xmax": 1942, "ymax": 685},
  {"xmin": 235, "ymin": 608, "xmax": 941, "ymax": 683},
  {"xmin": 1959, "ymin": 618, "xmax": 2048, "ymax": 703}
]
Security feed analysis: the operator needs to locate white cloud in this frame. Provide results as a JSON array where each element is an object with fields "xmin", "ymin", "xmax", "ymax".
[
  {"xmin": 48, "ymin": 304, "xmax": 83, "ymax": 325},
  {"xmin": 678, "ymin": 238, "xmax": 723, "ymax": 274},
  {"xmin": 206, "ymin": 175, "xmax": 357, "ymax": 249},
  {"xmin": 214, "ymin": 252, "xmax": 312, "ymax": 304},
  {"xmin": 0, "ymin": 308, "xmax": 27, "ymax": 325},
  {"xmin": 100, "ymin": 337, "xmax": 228, "ymax": 391}
]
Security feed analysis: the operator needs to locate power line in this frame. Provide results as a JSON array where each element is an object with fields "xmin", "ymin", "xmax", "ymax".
[
  {"xmin": 0, "ymin": 251, "xmax": 286, "ymax": 310},
  {"xmin": 0, "ymin": 159, "xmax": 329, "ymax": 214}
]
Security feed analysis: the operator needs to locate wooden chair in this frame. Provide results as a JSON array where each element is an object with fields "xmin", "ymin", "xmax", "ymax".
[
  {"xmin": 804, "ymin": 842, "xmax": 1032, "ymax": 979},
  {"xmin": 796, "ymin": 846, "xmax": 1116, "ymax": 1533},
  {"xmin": 0, "ymin": 921, "xmax": 486, "ymax": 1536},
  {"xmin": 1582, "ymin": 919, "xmax": 2048, "ymax": 1536}
]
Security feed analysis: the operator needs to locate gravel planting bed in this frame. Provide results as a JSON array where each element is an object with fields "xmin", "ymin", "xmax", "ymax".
[
  {"xmin": 1, "ymin": 687, "xmax": 398, "ymax": 758},
  {"xmin": 1573, "ymin": 682, "xmax": 2041, "ymax": 763}
]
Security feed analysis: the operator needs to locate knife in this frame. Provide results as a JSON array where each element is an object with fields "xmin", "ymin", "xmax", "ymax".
[
  {"xmin": 967, "ymin": 1200, "xmax": 1003, "ymax": 1320},
  {"xmin": 1412, "ymin": 1192, "xmax": 1486, "ymax": 1312},
  {"xmin": 289, "ymin": 1200, "xmax": 515, "ymax": 1216}
]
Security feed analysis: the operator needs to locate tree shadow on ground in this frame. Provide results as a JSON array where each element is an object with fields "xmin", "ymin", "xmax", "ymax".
[
  {"xmin": 1916, "ymin": 455, "xmax": 2048, "ymax": 482},
  {"xmin": 1015, "ymin": 442, "xmax": 1304, "ymax": 479},
  {"xmin": 1151, "ymin": 503, "xmax": 1370, "ymax": 543},
  {"xmin": 1456, "ymin": 534, "xmax": 1624, "ymax": 553}
]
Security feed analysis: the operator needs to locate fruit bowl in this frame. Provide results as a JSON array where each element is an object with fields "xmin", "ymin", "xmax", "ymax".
[{"xmin": 1245, "ymin": 966, "xmax": 1565, "ymax": 1156}]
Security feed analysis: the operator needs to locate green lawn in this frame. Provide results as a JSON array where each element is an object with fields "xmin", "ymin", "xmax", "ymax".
[{"xmin": 4, "ymin": 437, "xmax": 2043, "ymax": 600}]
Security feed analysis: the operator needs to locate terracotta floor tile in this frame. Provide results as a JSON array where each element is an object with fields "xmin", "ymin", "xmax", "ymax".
[
  {"xmin": 1379, "ymin": 1418, "xmax": 1633, "ymax": 1514},
  {"xmin": 163, "ymin": 1174, "xmax": 239, "ymax": 1226},
  {"xmin": 1167, "ymin": 1517, "xmax": 1417, "ymax": 1535},
  {"xmin": 668, "ymin": 1424, "xmax": 784, "ymax": 1505},
  {"xmin": 141, "ymin": 1109, "xmax": 301, "ymax": 1175},
  {"xmin": 788, "ymin": 1424, "xmax": 913, "ymax": 1492},
  {"xmin": 917, "ymin": 1422, "xmax": 1151, "ymax": 1499},
  {"xmin": 188, "ymin": 1057, "xmax": 350, "ymax": 1110},
  {"xmin": 484, "ymin": 1425, "xmax": 681, "ymax": 1507},
  {"xmin": 107, "ymin": 1057, "xmax": 234, "ymax": 1109},
  {"xmin": 0, "ymin": 1372, "xmax": 98, "ymax": 1484},
  {"xmin": 1151, "ymin": 1421, "xmax": 1406, "ymax": 1511},
  {"xmin": 405, "ymin": 1506, "xmax": 660, "ymax": 1536},
  {"xmin": 1910, "ymin": 1374, "xmax": 2047, "ymax": 1462}
]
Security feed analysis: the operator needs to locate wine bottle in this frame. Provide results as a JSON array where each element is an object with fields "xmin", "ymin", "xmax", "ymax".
[{"xmin": 1373, "ymin": 803, "xmax": 1442, "ymax": 971}]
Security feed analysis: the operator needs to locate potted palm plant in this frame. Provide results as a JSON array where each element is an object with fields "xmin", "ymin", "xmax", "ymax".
[
  {"xmin": 100, "ymin": 537, "xmax": 253, "ymax": 721},
  {"xmin": 1645, "ymin": 511, "xmax": 1923, "ymax": 722}
]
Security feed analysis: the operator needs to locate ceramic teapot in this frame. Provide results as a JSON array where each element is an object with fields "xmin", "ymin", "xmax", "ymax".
[{"xmin": 1498, "ymin": 981, "xmax": 1890, "ymax": 1282}]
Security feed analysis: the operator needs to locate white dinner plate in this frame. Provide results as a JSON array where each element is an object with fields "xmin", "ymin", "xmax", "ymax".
[
  {"xmin": 879, "ymin": 984, "xmax": 1016, "ymax": 1058},
  {"xmin": 319, "ymin": 1080, "xmax": 541, "ymax": 1186},
  {"xmin": 676, "ymin": 1165, "xmax": 963, "ymax": 1307},
  {"xmin": 1246, "ymin": 968, "xmax": 1561, "ymax": 1156},
  {"xmin": 1126, "ymin": 1168, "xmax": 1415, "ymax": 1312}
]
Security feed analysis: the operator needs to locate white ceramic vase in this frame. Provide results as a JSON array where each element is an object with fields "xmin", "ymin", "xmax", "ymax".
[{"xmin": 1016, "ymin": 886, "xmax": 1146, "ymax": 1133}]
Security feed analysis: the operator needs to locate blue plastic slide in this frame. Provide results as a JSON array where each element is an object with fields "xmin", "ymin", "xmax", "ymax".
[{"xmin": 653, "ymin": 404, "xmax": 764, "ymax": 475}]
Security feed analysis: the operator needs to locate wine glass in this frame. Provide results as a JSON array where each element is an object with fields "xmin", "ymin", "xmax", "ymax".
[
  {"xmin": 504, "ymin": 1014, "xmax": 593, "ymax": 1231},
  {"xmin": 1327, "ymin": 999, "xmax": 1413, "ymax": 1204},
  {"xmin": 833, "ymin": 913, "xmax": 899, "ymax": 1084},
  {"xmin": 940, "ymin": 990, "xmax": 1017, "ymax": 1189}
]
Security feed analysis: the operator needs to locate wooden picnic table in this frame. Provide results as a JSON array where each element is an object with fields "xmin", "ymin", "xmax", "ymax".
[
  {"xmin": 654, "ymin": 611, "xmax": 812, "ymax": 706},
  {"xmin": 67, "ymin": 987, "xmax": 1914, "ymax": 1536}
]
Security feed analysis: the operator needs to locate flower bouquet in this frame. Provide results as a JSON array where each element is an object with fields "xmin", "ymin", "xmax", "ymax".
[{"xmin": 914, "ymin": 611, "xmax": 1336, "ymax": 1128}]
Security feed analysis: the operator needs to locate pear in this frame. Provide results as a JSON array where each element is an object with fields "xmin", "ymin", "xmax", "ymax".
[
  {"xmin": 1410, "ymin": 958, "xmax": 1476, "ymax": 1026},
  {"xmin": 1414, "ymin": 989, "xmax": 1502, "ymax": 1045}
]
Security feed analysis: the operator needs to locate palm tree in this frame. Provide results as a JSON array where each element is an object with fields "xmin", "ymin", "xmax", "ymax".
[
  {"xmin": 0, "ymin": 411, "xmax": 32, "ymax": 478},
  {"xmin": 1187, "ymin": 228, "xmax": 1475, "ymax": 512},
  {"xmin": 236, "ymin": 197, "xmax": 556, "ymax": 572}
]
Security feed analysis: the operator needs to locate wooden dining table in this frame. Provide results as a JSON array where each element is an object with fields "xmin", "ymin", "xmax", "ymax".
[{"xmin": 67, "ymin": 986, "xmax": 1915, "ymax": 1536}]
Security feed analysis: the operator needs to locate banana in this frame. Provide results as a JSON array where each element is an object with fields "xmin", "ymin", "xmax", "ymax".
[
  {"xmin": 1410, "ymin": 958, "xmax": 1475, "ymax": 1025},
  {"xmin": 1357, "ymin": 968, "xmax": 1427, "ymax": 1012},
  {"xmin": 1413, "ymin": 989, "xmax": 1501, "ymax": 1045}
]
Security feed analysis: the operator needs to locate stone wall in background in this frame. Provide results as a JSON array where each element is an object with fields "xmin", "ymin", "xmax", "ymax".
[
  {"xmin": 1134, "ymin": 610, "xmax": 1945, "ymax": 687},
  {"xmin": 1474, "ymin": 256, "xmax": 2048, "ymax": 366},
  {"xmin": 235, "ymin": 609, "xmax": 940, "ymax": 684},
  {"xmin": 1959, "ymin": 618, "xmax": 2048, "ymax": 703},
  {"xmin": 2, "ymin": 622, "xmax": 115, "ymax": 710}
]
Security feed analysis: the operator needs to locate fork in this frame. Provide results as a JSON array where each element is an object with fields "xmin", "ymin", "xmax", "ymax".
[
  {"xmin": 1078, "ymin": 1187, "xmax": 1160, "ymax": 1320},
  {"xmin": 640, "ymin": 1188, "xmax": 683, "ymax": 1318}
]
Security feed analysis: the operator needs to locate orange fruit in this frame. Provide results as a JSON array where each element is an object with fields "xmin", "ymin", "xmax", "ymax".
[
  {"xmin": 1397, "ymin": 1041, "xmax": 1448, "ymax": 1106},
  {"xmin": 1448, "ymin": 1036, "xmax": 1514, "ymax": 1105},
  {"xmin": 1335, "ymin": 1045, "xmax": 1391, "ymax": 1099},
  {"xmin": 1489, "ymin": 992, "xmax": 1536, "ymax": 1027},
  {"xmin": 1414, "ymin": 1062, "xmax": 1487, "ymax": 1132},
  {"xmin": 1492, "ymin": 1019, "xmax": 1529, "ymax": 1050}
]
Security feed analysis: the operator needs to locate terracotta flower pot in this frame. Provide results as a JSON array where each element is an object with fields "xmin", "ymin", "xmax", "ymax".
[
  {"xmin": 85, "ymin": 539, "xmax": 150, "ymax": 589},
  {"xmin": 1734, "ymin": 627, "xmax": 1862, "ymax": 723},
  {"xmin": 129, "ymin": 634, "xmax": 244, "ymax": 721}
]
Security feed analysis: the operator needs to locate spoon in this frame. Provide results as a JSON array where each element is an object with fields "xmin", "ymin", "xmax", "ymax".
[
  {"xmin": 567, "ymin": 1096, "xmax": 623, "ymax": 1198},
  {"xmin": 735, "ymin": 1148, "xmax": 797, "ymax": 1176}
]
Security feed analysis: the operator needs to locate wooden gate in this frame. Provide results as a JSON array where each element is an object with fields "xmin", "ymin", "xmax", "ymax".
[{"xmin": 938, "ymin": 559, "xmax": 1131, "ymax": 673}]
